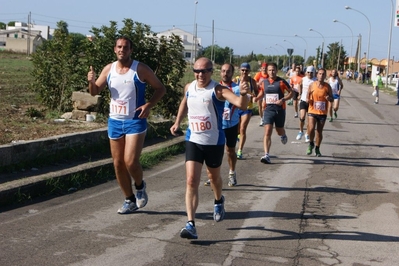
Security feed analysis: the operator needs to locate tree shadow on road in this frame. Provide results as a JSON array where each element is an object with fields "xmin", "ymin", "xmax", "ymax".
[
  {"xmin": 190, "ymin": 227, "xmax": 399, "ymax": 246},
  {"xmin": 223, "ymin": 184, "xmax": 388, "ymax": 195}
]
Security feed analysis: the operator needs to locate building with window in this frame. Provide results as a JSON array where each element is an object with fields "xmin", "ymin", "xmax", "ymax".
[
  {"xmin": 156, "ymin": 27, "xmax": 202, "ymax": 63},
  {"xmin": 0, "ymin": 22, "xmax": 52, "ymax": 53}
]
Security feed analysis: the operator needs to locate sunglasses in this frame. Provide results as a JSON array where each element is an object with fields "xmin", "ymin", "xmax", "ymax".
[
  {"xmin": 193, "ymin": 68, "xmax": 213, "ymax": 74},
  {"xmin": 241, "ymin": 69, "xmax": 249, "ymax": 72}
]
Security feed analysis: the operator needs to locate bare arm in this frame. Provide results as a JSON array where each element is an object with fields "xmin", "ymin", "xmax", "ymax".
[
  {"xmin": 326, "ymin": 84, "xmax": 334, "ymax": 102},
  {"xmin": 298, "ymin": 80, "xmax": 303, "ymax": 99},
  {"xmin": 135, "ymin": 62, "xmax": 166, "ymax": 118},
  {"xmin": 338, "ymin": 78, "xmax": 344, "ymax": 95},
  {"xmin": 170, "ymin": 84, "xmax": 189, "ymax": 136},
  {"xmin": 217, "ymin": 83, "xmax": 249, "ymax": 110},
  {"xmin": 278, "ymin": 81, "xmax": 293, "ymax": 106},
  {"xmin": 87, "ymin": 64, "xmax": 111, "ymax": 96}
]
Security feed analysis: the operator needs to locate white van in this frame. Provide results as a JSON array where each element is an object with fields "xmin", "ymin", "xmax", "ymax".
[{"xmin": 382, "ymin": 72, "xmax": 398, "ymax": 84}]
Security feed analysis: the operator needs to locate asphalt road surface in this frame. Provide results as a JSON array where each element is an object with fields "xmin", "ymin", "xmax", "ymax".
[{"xmin": 1, "ymin": 81, "xmax": 399, "ymax": 266}]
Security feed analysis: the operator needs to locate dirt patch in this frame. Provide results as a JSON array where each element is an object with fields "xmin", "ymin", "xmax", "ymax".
[
  {"xmin": 0, "ymin": 104, "xmax": 106, "ymax": 144},
  {"xmin": 0, "ymin": 51, "xmax": 107, "ymax": 145}
]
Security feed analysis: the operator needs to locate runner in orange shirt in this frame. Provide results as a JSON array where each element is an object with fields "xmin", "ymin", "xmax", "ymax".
[
  {"xmin": 290, "ymin": 65, "xmax": 304, "ymax": 118},
  {"xmin": 253, "ymin": 62, "xmax": 268, "ymax": 126},
  {"xmin": 306, "ymin": 68, "xmax": 333, "ymax": 157}
]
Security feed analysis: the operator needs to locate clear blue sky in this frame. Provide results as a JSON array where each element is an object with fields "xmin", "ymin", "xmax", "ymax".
[{"xmin": 1, "ymin": 0, "xmax": 398, "ymax": 62}]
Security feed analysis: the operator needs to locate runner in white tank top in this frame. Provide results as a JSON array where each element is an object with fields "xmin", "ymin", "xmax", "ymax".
[
  {"xmin": 327, "ymin": 69, "xmax": 344, "ymax": 122},
  {"xmin": 87, "ymin": 37, "xmax": 166, "ymax": 215},
  {"xmin": 170, "ymin": 57, "xmax": 250, "ymax": 240}
]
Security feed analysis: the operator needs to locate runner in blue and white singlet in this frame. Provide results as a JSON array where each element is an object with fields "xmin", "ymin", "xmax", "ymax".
[
  {"xmin": 87, "ymin": 37, "xmax": 166, "ymax": 215},
  {"xmin": 170, "ymin": 57, "xmax": 250, "ymax": 240},
  {"xmin": 185, "ymin": 80, "xmax": 225, "ymax": 145},
  {"xmin": 107, "ymin": 60, "xmax": 146, "ymax": 120}
]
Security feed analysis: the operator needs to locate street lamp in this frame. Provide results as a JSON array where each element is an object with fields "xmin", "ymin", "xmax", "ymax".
[
  {"xmin": 283, "ymin": 40, "xmax": 295, "ymax": 68},
  {"xmin": 265, "ymin": 47, "xmax": 274, "ymax": 62},
  {"xmin": 270, "ymin": 46, "xmax": 279, "ymax": 65},
  {"xmin": 283, "ymin": 39, "xmax": 295, "ymax": 49},
  {"xmin": 295, "ymin": 34, "xmax": 308, "ymax": 65},
  {"xmin": 275, "ymin": 43, "xmax": 286, "ymax": 67},
  {"xmin": 191, "ymin": 1, "xmax": 199, "ymax": 66},
  {"xmin": 269, "ymin": 46, "xmax": 278, "ymax": 54},
  {"xmin": 333, "ymin": 19, "xmax": 354, "ymax": 58},
  {"xmin": 386, "ymin": 0, "xmax": 394, "ymax": 87},
  {"xmin": 345, "ymin": 5, "xmax": 371, "ymax": 77},
  {"xmin": 309, "ymin": 28, "xmax": 325, "ymax": 68}
]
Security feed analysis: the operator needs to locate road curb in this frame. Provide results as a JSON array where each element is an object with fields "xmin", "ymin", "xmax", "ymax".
[{"xmin": 0, "ymin": 136, "xmax": 185, "ymax": 208}]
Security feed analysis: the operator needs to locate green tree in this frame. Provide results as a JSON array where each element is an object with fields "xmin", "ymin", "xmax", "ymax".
[
  {"xmin": 0, "ymin": 22, "xmax": 6, "ymax": 29},
  {"xmin": 31, "ymin": 23, "xmax": 87, "ymax": 112},
  {"xmin": 7, "ymin": 21, "xmax": 16, "ymax": 26},
  {"xmin": 306, "ymin": 56, "xmax": 316, "ymax": 67},
  {"xmin": 54, "ymin": 20, "xmax": 69, "ymax": 36},
  {"xmin": 200, "ymin": 45, "xmax": 234, "ymax": 65},
  {"xmin": 325, "ymin": 42, "xmax": 347, "ymax": 70},
  {"xmin": 31, "ymin": 19, "xmax": 186, "ymax": 118}
]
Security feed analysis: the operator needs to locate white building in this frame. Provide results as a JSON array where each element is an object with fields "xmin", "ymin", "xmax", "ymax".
[
  {"xmin": 156, "ymin": 27, "xmax": 202, "ymax": 63},
  {"xmin": 0, "ymin": 22, "xmax": 52, "ymax": 53}
]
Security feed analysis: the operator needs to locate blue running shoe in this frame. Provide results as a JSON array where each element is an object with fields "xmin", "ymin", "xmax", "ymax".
[
  {"xmin": 213, "ymin": 196, "xmax": 225, "ymax": 222},
  {"xmin": 281, "ymin": 135, "xmax": 288, "ymax": 145},
  {"xmin": 117, "ymin": 200, "xmax": 138, "ymax": 214},
  {"xmin": 136, "ymin": 180, "xmax": 148, "ymax": 208},
  {"xmin": 180, "ymin": 222, "xmax": 198, "ymax": 239}
]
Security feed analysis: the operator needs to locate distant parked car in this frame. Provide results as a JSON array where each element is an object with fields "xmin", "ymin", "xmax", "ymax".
[
  {"xmin": 382, "ymin": 72, "xmax": 398, "ymax": 84},
  {"xmin": 281, "ymin": 66, "xmax": 289, "ymax": 73}
]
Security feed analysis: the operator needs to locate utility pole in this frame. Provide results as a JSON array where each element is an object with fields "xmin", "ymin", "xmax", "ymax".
[
  {"xmin": 27, "ymin": 12, "xmax": 31, "ymax": 56},
  {"xmin": 211, "ymin": 20, "xmax": 214, "ymax": 62},
  {"xmin": 358, "ymin": 34, "xmax": 362, "ymax": 74},
  {"xmin": 337, "ymin": 39, "xmax": 342, "ymax": 70}
]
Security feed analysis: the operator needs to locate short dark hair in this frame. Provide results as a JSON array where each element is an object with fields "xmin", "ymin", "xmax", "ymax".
[
  {"xmin": 115, "ymin": 36, "xmax": 133, "ymax": 49},
  {"xmin": 268, "ymin": 62, "xmax": 278, "ymax": 69},
  {"xmin": 225, "ymin": 63, "xmax": 234, "ymax": 73}
]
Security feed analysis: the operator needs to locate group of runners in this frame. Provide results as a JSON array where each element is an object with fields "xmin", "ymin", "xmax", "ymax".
[{"xmin": 88, "ymin": 36, "xmax": 344, "ymax": 240}]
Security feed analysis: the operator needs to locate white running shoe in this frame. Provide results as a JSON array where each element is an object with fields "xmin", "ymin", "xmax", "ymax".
[
  {"xmin": 228, "ymin": 172, "xmax": 237, "ymax": 187},
  {"xmin": 305, "ymin": 134, "xmax": 310, "ymax": 143},
  {"xmin": 296, "ymin": 131, "xmax": 303, "ymax": 140},
  {"xmin": 117, "ymin": 200, "xmax": 138, "ymax": 214},
  {"xmin": 136, "ymin": 181, "xmax": 148, "ymax": 208},
  {"xmin": 260, "ymin": 154, "xmax": 271, "ymax": 164}
]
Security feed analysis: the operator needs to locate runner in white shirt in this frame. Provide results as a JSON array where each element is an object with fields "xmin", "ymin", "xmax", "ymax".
[
  {"xmin": 328, "ymin": 69, "xmax": 344, "ymax": 122},
  {"xmin": 296, "ymin": 66, "xmax": 316, "ymax": 142}
]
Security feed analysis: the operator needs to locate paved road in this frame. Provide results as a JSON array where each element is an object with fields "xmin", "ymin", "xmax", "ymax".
[{"xmin": 1, "ymin": 81, "xmax": 399, "ymax": 266}]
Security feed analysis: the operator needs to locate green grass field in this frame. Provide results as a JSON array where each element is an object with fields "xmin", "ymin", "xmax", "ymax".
[{"xmin": 0, "ymin": 52, "xmax": 36, "ymax": 106}]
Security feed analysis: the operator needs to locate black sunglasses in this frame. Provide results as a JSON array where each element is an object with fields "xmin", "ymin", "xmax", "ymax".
[
  {"xmin": 193, "ymin": 68, "xmax": 213, "ymax": 74},
  {"xmin": 241, "ymin": 69, "xmax": 249, "ymax": 72}
]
